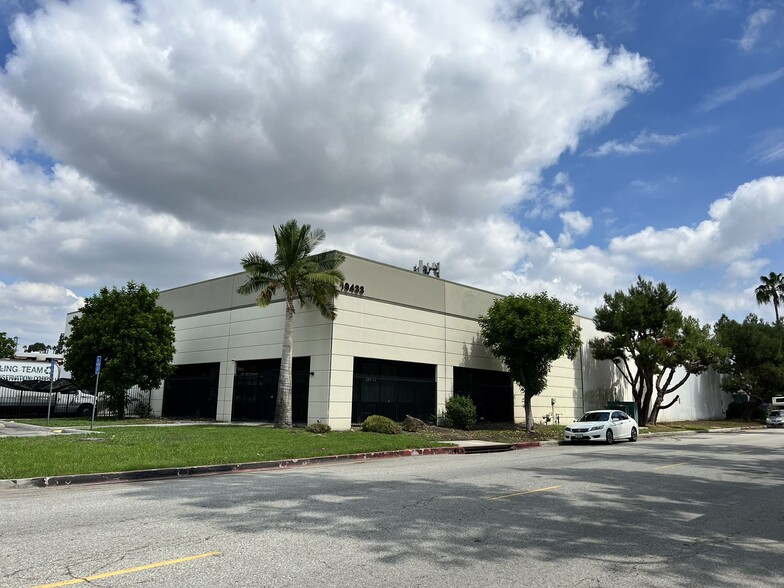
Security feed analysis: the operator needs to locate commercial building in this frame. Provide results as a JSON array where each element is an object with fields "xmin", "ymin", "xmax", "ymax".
[{"xmin": 151, "ymin": 252, "xmax": 606, "ymax": 429}]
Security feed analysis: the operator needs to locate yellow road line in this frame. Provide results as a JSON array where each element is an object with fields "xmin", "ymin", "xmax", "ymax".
[
  {"xmin": 653, "ymin": 462, "xmax": 688, "ymax": 471},
  {"xmin": 488, "ymin": 485, "xmax": 562, "ymax": 500},
  {"xmin": 33, "ymin": 551, "xmax": 221, "ymax": 588}
]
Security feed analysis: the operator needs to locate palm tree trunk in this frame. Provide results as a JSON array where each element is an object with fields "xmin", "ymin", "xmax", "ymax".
[{"xmin": 275, "ymin": 301, "xmax": 295, "ymax": 428}]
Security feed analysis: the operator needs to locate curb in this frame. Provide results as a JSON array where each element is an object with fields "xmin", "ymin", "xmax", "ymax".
[{"xmin": 2, "ymin": 446, "xmax": 465, "ymax": 490}]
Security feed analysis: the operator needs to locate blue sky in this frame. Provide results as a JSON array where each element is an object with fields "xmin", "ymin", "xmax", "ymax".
[
  {"xmin": 554, "ymin": 1, "xmax": 783, "ymax": 254},
  {"xmin": 0, "ymin": 0, "xmax": 783, "ymax": 348}
]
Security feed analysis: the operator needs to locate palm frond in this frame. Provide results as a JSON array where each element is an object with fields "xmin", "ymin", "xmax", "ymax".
[{"xmin": 238, "ymin": 221, "xmax": 345, "ymax": 320}]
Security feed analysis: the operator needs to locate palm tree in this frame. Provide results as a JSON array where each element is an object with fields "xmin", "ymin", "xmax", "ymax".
[
  {"xmin": 237, "ymin": 220, "xmax": 345, "ymax": 428},
  {"xmin": 755, "ymin": 271, "xmax": 784, "ymax": 324}
]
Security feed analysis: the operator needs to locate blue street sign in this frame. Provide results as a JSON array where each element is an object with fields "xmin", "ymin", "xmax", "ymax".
[
  {"xmin": 95, "ymin": 355, "xmax": 102, "ymax": 375},
  {"xmin": 50, "ymin": 357, "xmax": 56, "ymax": 381}
]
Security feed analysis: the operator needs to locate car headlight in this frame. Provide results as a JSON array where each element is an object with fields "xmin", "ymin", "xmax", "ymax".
[{"xmin": 589, "ymin": 425, "xmax": 604, "ymax": 431}]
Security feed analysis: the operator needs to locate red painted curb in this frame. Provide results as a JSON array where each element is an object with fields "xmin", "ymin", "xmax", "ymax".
[{"xmin": 512, "ymin": 441, "xmax": 542, "ymax": 449}]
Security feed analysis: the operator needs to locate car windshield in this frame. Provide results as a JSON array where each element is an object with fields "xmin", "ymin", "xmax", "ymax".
[
  {"xmin": 770, "ymin": 411, "xmax": 782, "ymax": 417},
  {"xmin": 578, "ymin": 412, "xmax": 609, "ymax": 422}
]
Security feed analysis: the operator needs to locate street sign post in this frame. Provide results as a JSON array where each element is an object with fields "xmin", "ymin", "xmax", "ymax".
[
  {"xmin": 91, "ymin": 355, "xmax": 102, "ymax": 430},
  {"xmin": 46, "ymin": 356, "xmax": 56, "ymax": 426}
]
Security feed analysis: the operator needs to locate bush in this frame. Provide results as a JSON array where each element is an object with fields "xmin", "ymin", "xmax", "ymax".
[
  {"xmin": 305, "ymin": 422, "xmax": 331, "ymax": 434},
  {"xmin": 134, "ymin": 398, "xmax": 153, "ymax": 419},
  {"xmin": 445, "ymin": 395, "xmax": 477, "ymax": 430},
  {"xmin": 436, "ymin": 412, "xmax": 453, "ymax": 428},
  {"xmin": 361, "ymin": 415, "xmax": 402, "ymax": 435},
  {"xmin": 401, "ymin": 415, "xmax": 425, "ymax": 432},
  {"xmin": 726, "ymin": 401, "xmax": 768, "ymax": 421}
]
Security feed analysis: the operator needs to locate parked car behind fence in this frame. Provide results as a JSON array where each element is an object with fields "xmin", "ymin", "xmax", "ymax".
[
  {"xmin": 0, "ymin": 386, "xmax": 96, "ymax": 418},
  {"xmin": 0, "ymin": 384, "xmax": 151, "ymax": 419}
]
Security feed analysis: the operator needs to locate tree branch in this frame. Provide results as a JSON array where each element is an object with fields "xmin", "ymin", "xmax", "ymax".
[{"xmin": 659, "ymin": 395, "xmax": 680, "ymax": 410}]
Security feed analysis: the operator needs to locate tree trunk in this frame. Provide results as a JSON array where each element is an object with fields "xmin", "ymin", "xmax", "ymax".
[
  {"xmin": 638, "ymin": 371, "xmax": 655, "ymax": 427},
  {"xmin": 649, "ymin": 394, "xmax": 663, "ymax": 426},
  {"xmin": 650, "ymin": 394, "xmax": 680, "ymax": 424},
  {"xmin": 275, "ymin": 301, "xmax": 295, "ymax": 428},
  {"xmin": 518, "ymin": 369, "xmax": 534, "ymax": 432}
]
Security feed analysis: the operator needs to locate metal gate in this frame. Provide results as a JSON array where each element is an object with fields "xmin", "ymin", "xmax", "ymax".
[
  {"xmin": 453, "ymin": 367, "xmax": 513, "ymax": 422},
  {"xmin": 351, "ymin": 357, "xmax": 436, "ymax": 424},
  {"xmin": 231, "ymin": 357, "xmax": 310, "ymax": 422},
  {"xmin": 162, "ymin": 363, "xmax": 220, "ymax": 419}
]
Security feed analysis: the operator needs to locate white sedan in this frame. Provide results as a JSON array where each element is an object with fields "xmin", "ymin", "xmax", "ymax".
[{"xmin": 564, "ymin": 410, "xmax": 639, "ymax": 444}]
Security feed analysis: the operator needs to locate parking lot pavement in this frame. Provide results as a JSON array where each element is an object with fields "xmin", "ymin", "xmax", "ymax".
[{"xmin": 0, "ymin": 420, "xmax": 85, "ymax": 437}]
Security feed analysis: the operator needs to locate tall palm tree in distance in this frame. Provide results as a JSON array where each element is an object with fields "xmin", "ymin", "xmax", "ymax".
[
  {"xmin": 237, "ymin": 220, "xmax": 345, "ymax": 428},
  {"xmin": 755, "ymin": 271, "xmax": 784, "ymax": 324}
]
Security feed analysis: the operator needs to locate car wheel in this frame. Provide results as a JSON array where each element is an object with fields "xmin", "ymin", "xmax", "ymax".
[
  {"xmin": 630, "ymin": 427, "xmax": 638, "ymax": 442},
  {"xmin": 77, "ymin": 404, "xmax": 93, "ymax": 417},
  {"xmin": 605, "ymin": 430, "xmax": 614, "ymax": 445}
]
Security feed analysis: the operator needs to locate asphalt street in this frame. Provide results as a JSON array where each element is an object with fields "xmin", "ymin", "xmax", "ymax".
[{"xmin": 2, "ymin": 430, "xmax": 783, "ymax": 587}]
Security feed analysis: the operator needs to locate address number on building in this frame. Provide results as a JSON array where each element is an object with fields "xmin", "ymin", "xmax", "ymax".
[{"xmin": 341, "ymin": 282, "xmax": 365, "ymax": 295}]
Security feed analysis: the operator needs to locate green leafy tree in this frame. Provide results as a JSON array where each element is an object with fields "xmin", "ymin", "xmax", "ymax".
[
  {"xmin": 648, "ymin": 316, "xmax": 727, "ymax": 424},
  {"xmin": 479, "ymin": 292, "xmax": 581, "ymax": 432},
  {"xmin": 23, "ymin": 342, "xmax": 49, "ymax": 353},
  {"xmin": 65, "ymin": 281, "xmax": 176, "ymax": 418},
  {"xmin": 53, "ymin": 333, "xmax": 67, "ymax": 354},
  {"xmin": 714, "ymin": 314, "xmax": 784, "ymax": 413},
  {"xmin": 755, "ymin": 272, "xmax": 784, "ymax": 324},
  {"xmin": 590, "ymin": 277, "xmax": 725, "ymax": 426},
  {"xmin": 0, "ymin": 331, "xmax": 15, "ymax": 358},
  {"xmin": 237, "ymin": 220, "xmax": 345, "ymax": 428}
]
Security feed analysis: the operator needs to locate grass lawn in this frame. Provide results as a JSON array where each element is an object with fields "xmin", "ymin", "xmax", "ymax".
[
  {"xmin": 642, "ymin": 419, "xmax": 758, "ymax": 433},
  {"xmin": 421, "ymin": 419, "xmax": 759, "ymax": 442},
  {"xmin": 0, "ymin": 425, "xmax": 448, "ymax": 480}
]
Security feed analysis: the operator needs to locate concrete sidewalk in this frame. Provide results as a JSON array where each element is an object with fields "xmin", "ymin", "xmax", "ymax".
[{"xmin": 0, "ymin": 420, "xmax": 86, "ymax": 438}]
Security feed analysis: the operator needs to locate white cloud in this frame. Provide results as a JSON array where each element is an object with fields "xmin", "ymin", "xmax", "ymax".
[
  {"xmin": 557, "ymin": 210, "xmax": 592, "ymax": 247},
  {"xmin": 0, "ymin": 1, "xmax": 652, "ymax": 231},
  {"xmin": 628, "ymin": 176, "xmax": 679, "ymax": 194},
  {"xmin": 0, "ymin": 0, "xmax": 664, "ymax": 348},
  {"xmin": 0, "ymin": 87, "xmax": 32, "ymax": 151},
  {"xmin": 0, "ymin": 281, "xmax": 83, "ymax": 347},
  {"xmin": 699, "ymin": 67, "xmax": 784, "ymax": 112},
  {"xmin": 482, "ymin": 176, "xmax": 784, "ymax": 323},
  {"xmin": 750, "ymin": 128, "xmax": 784, "ymax": 164},
  {"xmin": 691, "ymin": 0, "xmax": 735, "ymax": 11},
  {"xmin": 725, "ymin": 258, "xmax": 768, "ymax": 282},
  {"xmin": 738, "ymin": 8, "xmax": 775, "ymax": 51},
  {"xmin": 522, "ymin": 172, "xmax": 576, "ymax": 219},
  {"xmin": 584, "ymin": 130, "xmax": 689, "ymax": 157},
  {"xmin": 0, "ymin": 0, "xmax": 778, "ymax": 352},
  {"xmin": 609, "ymin": 176, "xmax": 784, "ymax": 271}
]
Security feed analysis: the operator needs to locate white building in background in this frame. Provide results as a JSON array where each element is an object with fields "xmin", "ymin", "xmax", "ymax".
[{"xmin": 136, "ymin": 252, "xmax": 727, "ymax": 428}]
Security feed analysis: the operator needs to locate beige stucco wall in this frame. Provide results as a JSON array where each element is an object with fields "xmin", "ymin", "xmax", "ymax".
[{"xmin": 148, "ymin": 253, "xmax": 590, "ymax": 429}]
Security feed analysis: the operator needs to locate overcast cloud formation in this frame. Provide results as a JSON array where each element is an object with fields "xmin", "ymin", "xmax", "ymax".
[{"xmin": 0, "ymin": 0, "xmax": 783, "ymax": 348}]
